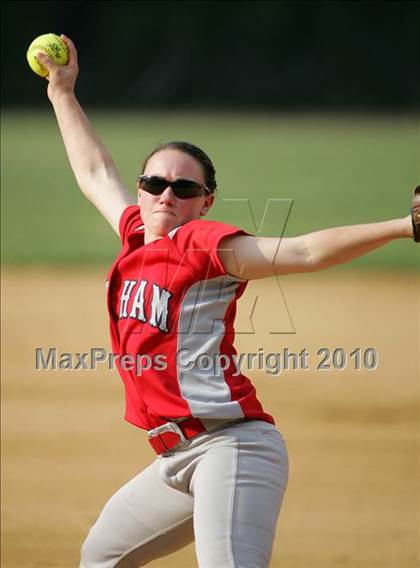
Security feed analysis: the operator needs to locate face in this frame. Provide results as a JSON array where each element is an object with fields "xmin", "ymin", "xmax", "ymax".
[{"xmin": 138, "ymin": 149, "xmax": 215, "ymax": 238}]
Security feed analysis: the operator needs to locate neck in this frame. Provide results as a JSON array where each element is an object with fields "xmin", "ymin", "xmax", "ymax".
[{"xmin": 144, "ymin": 228, "xmax": 163, "ymax": 245}]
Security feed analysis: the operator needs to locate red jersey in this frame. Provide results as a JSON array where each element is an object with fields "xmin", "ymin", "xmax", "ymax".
[{"xmin": 106, "ymin": 205, "xmax": 275, "ymax": 430}]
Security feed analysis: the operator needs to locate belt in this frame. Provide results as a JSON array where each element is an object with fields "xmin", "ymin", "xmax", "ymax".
[{"xmin": 147, "ymin": 417, "xmax": 206, "ymax": 455}]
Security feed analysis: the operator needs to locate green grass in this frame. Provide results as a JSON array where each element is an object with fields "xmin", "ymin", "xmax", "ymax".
[{"xmin": 1, "ymin": 110, "xmax": 419, "ymax": 268}]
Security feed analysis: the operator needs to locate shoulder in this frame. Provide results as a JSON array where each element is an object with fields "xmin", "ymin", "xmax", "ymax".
[
  {"xmin": 172, "ymin": 218, "xmax": 250, "ymax": 246},
  {"xmin": 170, "ymin": 218, "xmax": 252, "ymax": 278},
  {"xmin": 119, "ymin": 205, "xmax": 144, "ymax": 242}
]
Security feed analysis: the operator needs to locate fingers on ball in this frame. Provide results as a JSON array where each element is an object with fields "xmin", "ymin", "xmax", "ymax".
[
  {"xmin": 60, "ymin": 34, "xmax": 78, "ymax": 64},
  {"xmin": 36, "ymin": 52, "xmax": 52, "ymax": 66}
]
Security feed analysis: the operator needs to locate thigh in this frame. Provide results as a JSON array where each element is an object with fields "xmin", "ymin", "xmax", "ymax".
[
  {"xmin": 192, "ymin": 422, "xmax": 289, "ymax": 568},
  {"xmin": 80, "ymin": 458, "xmax": 194, "ymax": 568}
]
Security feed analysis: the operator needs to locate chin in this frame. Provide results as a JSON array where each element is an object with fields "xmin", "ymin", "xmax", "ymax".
[{"xmin": 153, "ymin": 216, "xmax": 180, "ymax": 236}]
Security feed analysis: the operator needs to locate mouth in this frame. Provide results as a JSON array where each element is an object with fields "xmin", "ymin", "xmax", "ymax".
[{"xmin": 153, "ymin": 210, "xmax": 177, "ymax": 217}]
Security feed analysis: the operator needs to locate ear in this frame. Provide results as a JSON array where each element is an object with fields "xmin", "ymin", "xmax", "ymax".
[{"xmin": 199, "ymin": 194, "xmax": 215, "ymax": 217}]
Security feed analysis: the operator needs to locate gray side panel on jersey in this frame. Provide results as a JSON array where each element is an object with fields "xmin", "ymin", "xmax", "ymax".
[{"xmin": 177, "ymin": 276, "xmax": 245, "ymax": 421}]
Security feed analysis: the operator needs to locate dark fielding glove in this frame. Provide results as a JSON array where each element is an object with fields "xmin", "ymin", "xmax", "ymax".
[{"xmin": 412, "ymin": 186, "xmax": 420, "ymax": 242}]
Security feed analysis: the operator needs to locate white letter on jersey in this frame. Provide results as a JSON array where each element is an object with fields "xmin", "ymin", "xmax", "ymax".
[
  {"xmin": 149, "ymin": 284, "xmax": 172, "ymax": 332},
  {"xmin": 129, "ymin": 280, "xmax": 147, "ymax": 321},
  {"xmin": 119, "ymin": 280, "xmax": 137, "ymax": 318}
]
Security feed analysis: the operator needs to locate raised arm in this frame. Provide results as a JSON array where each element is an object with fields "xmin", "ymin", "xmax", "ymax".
[
  {"xmin": 36, "ymin": 35, "xmax": 135, "ymax": 234},
  {"xmin": 219, "ymin": 204, "xmax": 418, "ymax": 280}
]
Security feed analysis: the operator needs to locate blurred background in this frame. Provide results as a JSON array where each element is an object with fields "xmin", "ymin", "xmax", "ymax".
[
  {"xmin": 2, "ymin": 0, "xmax": 420, "ymax": 109},
  {"xmin": 1, "ymin": 1, "xmax": 419, "ymax": 567}
]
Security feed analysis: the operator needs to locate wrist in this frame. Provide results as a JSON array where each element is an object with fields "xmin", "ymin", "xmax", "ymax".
[
  {"xmin": 400, "ymin": 215, "xmax": 414, "ymax": 239},
  {"xmin": 381, "ymin": 217, "xmax": 413, "ymax": 240},
  {"xmin": 48, "ymin": 89, "xmax": 77, "ymax": 106}
]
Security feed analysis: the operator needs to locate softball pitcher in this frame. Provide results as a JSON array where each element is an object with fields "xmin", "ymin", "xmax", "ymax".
[{"xmin": 36, "ymin": 36, "xmax": 420, "ymax": 568}]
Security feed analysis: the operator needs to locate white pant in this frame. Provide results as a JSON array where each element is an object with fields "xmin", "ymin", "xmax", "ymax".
[{"xmin": 80, "ymin": 420, "xmax": 289, "ymax": 568}]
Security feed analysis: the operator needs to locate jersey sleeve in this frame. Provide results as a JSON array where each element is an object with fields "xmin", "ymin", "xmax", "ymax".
[
  {"xmin": 119, "ymin": 205, "xmax": 144, "ymax": 243},
  {"xmin": 172, "ymin": 219, "xmax": 252, "ymax": 279}
]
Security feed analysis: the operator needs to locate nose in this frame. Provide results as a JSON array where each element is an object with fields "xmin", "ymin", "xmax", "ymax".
[{"xmin": 159, "ymin": 185, "xmax": 176, "ymax": 202}]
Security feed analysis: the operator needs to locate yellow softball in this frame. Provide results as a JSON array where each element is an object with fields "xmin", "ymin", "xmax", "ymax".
[{"xmin": 26, "ymin": 33, "xmax": 69, "ymax": 77}]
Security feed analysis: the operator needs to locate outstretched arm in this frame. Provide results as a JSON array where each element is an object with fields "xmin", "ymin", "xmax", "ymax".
[
  {"xmin": 219, "ymin": 213, "xmax": 415, "ymax": 279},
  {"xmin": 37, "ymin": 35, "xmax": 135, "ymax": 234}
]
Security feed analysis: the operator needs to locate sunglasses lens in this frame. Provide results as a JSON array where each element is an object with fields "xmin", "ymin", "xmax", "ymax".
[
  {"xmin": 171, "ymin": 180, "xmax": 205, "ymax": 199},
  {"xmin": 139, "ymin": 176, "xmax": 166, "ymax": 195},
  {"xmin": 138, "ymin": 176, "xmax": 208, "ymax": 199}
]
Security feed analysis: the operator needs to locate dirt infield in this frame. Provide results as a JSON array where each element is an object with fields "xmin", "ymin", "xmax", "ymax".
[{"xmin": 2, "ymin": 267, "xmax": 419, "ymax": 568}]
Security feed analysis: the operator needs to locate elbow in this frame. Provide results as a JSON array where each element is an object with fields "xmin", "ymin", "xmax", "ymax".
[
  {"xmin": 79, "ymin": 158, "xmax": 116, "ymax": 184},
  {"xmin": 76, "ymin": 161, "xmax": 120, "ymax": 197},
  {"xmin": 302, "ymin": 238, "xmax": 331, "ymax": 272},
  {"xmin": 301, "ymin": 237, "xmax": 319, "ymax": 272}
]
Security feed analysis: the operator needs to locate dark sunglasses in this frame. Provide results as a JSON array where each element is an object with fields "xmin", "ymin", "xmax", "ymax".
[{"xmin": 137, "ymin": 175, "xmax": 211, "ymax": 199}]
